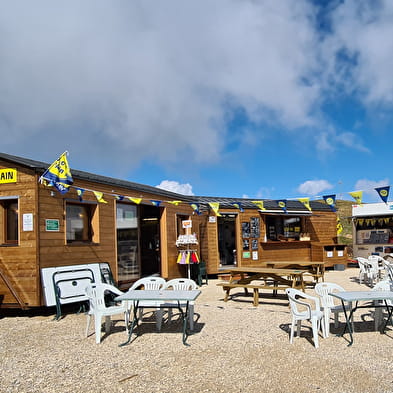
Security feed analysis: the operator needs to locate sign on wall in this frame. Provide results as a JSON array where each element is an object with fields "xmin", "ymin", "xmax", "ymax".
[
  {"xmin": 0, "ymin": 168, "xmax": 17, "ymax": 184},
  {"xmin": 46, "ymin": 219, "xmax": 60, "ymax": 232}
]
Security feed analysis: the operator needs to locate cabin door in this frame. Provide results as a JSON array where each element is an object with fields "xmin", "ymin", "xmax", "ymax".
[{"xmin": 218, "ymin": 214, "xmax": 237, "ymax": 266}]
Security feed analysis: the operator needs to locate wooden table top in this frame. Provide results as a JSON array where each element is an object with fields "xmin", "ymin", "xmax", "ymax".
[
  {"xmin": 263, "ymin": 261, "xmax": 324, "ymax": 266},
  {"xmin": 226, "ymin": 267, "xmax": 308, "ymax": 275}
]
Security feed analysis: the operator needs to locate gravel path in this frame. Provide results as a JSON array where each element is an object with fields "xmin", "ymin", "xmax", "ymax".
[{"xmin": 1, "ymin": 268, "xmax": 393, "ymax": 393}]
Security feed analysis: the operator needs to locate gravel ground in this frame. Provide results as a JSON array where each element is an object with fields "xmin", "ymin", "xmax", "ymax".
[{"xmin": 1, "ymin": 267, "xmax": 393, "ymax": 393}]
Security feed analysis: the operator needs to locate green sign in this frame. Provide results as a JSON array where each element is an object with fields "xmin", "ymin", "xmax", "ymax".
[{"xmin": 46, "ymin": 219, "xmax": 59, "ymax": 232}]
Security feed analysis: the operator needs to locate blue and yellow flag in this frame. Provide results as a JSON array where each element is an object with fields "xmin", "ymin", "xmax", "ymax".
[
  {"xmin": 375, "ymin": 186, "xmax": 390, "ymax": 204},
  {"xmin": 277, "ymin": 200, "xmax": 287, "ymax": 213},
  {"xmin": 190, "ymin": 203, "xmax": 201, "ymax": 215},
  {"xmin": 323, "ymin": 194, "xmax": 337, "ymax": 212},
  {"xmin": 75, "ymin": 187, "xmax": 85, "ymax": 201},
  {"xmin": 231, "ymin": 202, "xmax": 244, "ymax": 212},
  {"xmin": 40, "ymin": 151, "xmax": 73, "ymax": 194},
  {"xmin": 252, "ymin": 200, "xmax": 266, "ymax": 210}
]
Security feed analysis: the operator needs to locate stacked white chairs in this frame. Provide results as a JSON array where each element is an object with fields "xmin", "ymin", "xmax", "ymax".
[
  {"xmin": 357, "ymin": 257, "xmax": 377, "ymax": 286},
  {"xmin": 286, "ymin": 288, "xmax": 326, "ymax": 348},
  {"xmin": 156, "ymin": 278, "xmax": 198, "ymax": 331},
  {"xmin": 85, "ymin": 283, "xmax": 129, "ymax": 344},
  {"xmin": 372, "ymin": 280, "xmax": 393, "ymax": 330},
  {"xmin": 315, "ymin": 282, "xmax": 353, "ymax": 337},
  {"xmin": 128, "ymin": 276, "xmax": 166, "ymax": 330},
  {"xmin": 368, "ymin": 255, "xmax": 385, "ymax": 281},
  {"xmin": 382, "ymin": 259, "xmax": 393, "ymax": 282}
]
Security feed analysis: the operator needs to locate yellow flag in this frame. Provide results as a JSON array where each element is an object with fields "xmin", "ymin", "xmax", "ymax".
[
  {"xmin": 252, "ymin": 200, "xmax": 266, "ymax": 210},
  {"xmin": 349, "ymin": 191, "xmax": 363, "ymax": 205},
  {"xmin": 298, "ymin": 197, "xmax": 311, "ymax": 211},
  {"xmin": 337, "ymin": 218, "xmax": 343, "ymax": 235},
  {"xmin": 128, "ymin": 197, "xmax": 142, "ymax": 204},
  {"xmin": 208, "ymin": 202, "xmax": 221, "ymax": 216},
  {"xmin": 168, "ymin": 200, "xmax": 182, "ymax": 206},
  {"xmin": 93, "ymin": 191, "xmax": 107, "ymax": 203}
]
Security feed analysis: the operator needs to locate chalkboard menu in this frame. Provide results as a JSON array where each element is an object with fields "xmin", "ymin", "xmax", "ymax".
[
  {"xmin": 242, "ymin": 222, "xmax": 250, "ymax": 238},
  {"xmin": 250, "ymin": 217, "xmax": 260, "ymax": 238}
]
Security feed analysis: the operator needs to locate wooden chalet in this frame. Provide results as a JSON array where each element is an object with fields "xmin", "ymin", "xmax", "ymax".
[{"xmin": 0, "ymin": 152, "xmax": 346, "ymax": 308}]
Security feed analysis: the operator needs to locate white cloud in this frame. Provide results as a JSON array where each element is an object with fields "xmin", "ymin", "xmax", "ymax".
[
  {"xmin": 324, "ymin": 0, "xmax": 393, "ymax": 106},
  {"xmin": 297, "ymin": 180, "xmax": 334, "ymax": 196},
  {"xmin": 0, "ymin": 0, "xmax": 322, "ymax": 172},
  {"xmin": 354, "ymin": 178, "xmax": 390, "ymax": 201},
  {"xmin": 156, "ymin": 180, "xmax": 194, "ymax": 196}
]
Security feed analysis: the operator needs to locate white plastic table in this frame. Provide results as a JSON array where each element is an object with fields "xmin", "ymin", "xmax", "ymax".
[
  {"xmin": 115, "ymin": 289, "xmax": 201, "ymax": 346},
  {"xmin": 330, "ymin": 291, "xmax": 393, "ymax": 346}
]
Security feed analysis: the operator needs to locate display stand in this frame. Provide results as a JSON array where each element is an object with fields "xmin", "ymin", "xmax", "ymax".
[{"xmin": 176, "ymin": 226, "xmax": 199, "ymax": 279}]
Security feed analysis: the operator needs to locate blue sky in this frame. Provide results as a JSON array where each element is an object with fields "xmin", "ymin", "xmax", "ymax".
[{"xmin": 1, "ymin": 0, "xmax": 393, "ymax": 203}]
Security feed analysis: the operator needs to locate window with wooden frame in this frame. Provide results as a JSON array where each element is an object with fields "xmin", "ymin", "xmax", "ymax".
[
  {"xmin": 0, "ymin": 198, "xmax": 19, "ymax": 245},
  {"xmin": 66, "ymin": 202, "xmax": 99, "ymax": 244}
]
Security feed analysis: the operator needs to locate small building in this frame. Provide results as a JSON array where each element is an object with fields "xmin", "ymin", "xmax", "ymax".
[
  {"xmin": 0, "ymin": 152, "xmax": 344, "ymax": 308},
  {"xmin": 352, "ymin": 202, "xmax": 393, "ymax": 258}
]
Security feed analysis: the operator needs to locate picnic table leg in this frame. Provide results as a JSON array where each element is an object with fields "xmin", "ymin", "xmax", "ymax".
[{"xmin": 253, "ymin": 288, "xmax": 259, "ymax": 307}]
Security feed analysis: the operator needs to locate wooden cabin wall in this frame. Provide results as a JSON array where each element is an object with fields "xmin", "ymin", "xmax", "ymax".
[
  {"xmin": 308, "ymin": 211, "xmax": 337, "ymax": 243},
  {"xmin": 0, "ymin": 161, "xmax": 39, "ymax": 307}
]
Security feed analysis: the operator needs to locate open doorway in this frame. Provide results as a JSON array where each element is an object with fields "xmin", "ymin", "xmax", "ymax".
[
  {"xmin": 218, "ymin": 214, "xmax": 237, "ymax": 266},
  {"xmin": 140, "ymin": 204, "xmax": 161, "ymax": 276}
]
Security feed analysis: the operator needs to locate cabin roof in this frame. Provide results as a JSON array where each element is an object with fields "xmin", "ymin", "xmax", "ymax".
[{"xmin": 0, "ymin": 152, "xmax": 331, "ymax": 212}]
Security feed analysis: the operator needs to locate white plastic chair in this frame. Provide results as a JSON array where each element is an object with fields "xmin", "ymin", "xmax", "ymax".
[
  {"xmin": 128, "ymin": 276, "xmax": 166, "ymax": 330},
  {"xmin": 372, "ymin": 280, "xmax": 393, "ymax": 330},
  {"xmin": 286, "ymin": 288, "xmax": 326, "ymax": 348},
  {"xmin": 156, "ymin": 278, "xmax": 198, "ymax": 331},
  {"xmin": 85, "ymin": 283, "xmax": 129, "ymax": 344},
  {"xmin": 315, "ymin": 282, "xmax": 353, "ymax": 337}
]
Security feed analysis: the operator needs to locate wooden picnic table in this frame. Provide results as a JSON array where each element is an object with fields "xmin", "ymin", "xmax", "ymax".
[
  {"xmin": 262, "ymin": 261, "xmax": 325, "ymax": 284},
  {"xmin": 217, "ymin": 266, "xmax": 307, "ymax": 307}
]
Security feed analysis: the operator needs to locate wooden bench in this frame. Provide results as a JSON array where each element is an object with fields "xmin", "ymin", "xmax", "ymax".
[{"xmin": 217, "ymin": 281, "xmax": 293, "ymax": 307}]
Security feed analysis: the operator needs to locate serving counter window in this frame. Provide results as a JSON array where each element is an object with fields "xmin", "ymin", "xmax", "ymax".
[{"xmin": 266, "ymin": 215, "xmax": 302, "ymax": 241}]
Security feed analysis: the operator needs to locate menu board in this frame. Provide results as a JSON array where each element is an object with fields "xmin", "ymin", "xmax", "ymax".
[
  {"xmin": 250, "ymin": 217, "xmax": 260, "ymax": 238},
  {"xmin": 242, "ymin": 222, "xmax": 250, "ymax": 238}
]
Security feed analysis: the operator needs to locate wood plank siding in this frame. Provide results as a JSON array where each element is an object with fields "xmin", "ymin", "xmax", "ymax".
[{"xmin": 0, "ymin": 153, "xmax": 345, "ymax": 308}]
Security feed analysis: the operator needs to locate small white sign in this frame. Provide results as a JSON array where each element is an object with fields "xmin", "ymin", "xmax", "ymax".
[
  {"xmin": 252, "ymin": 251, "xmax": 258, "ymax": 260},
  {"xmin": 327, "ymin": 251, "xmax": 333, "ymax": 258},
  {"xmin": 23, "ymin": 213, "xmax": 33, "ymax": 231},
  {"xmin": 209, "ymin": 216, "xmax": 216, "ymax": 223},
  {"xmin": 337, "ymin": 250, "xmax": 344, "ymax": 257},
  {"xmin": 182, "ymin": 220, "xmax": 192, "ymax": 229}
]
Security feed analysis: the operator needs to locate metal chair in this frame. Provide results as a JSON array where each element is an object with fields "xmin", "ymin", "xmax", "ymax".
[
  {"xmin": 156, "ymin": 278, "xmax": 198, "ymax": 331},
  {"xmin": 85, "ymin": 283, "xmax": 129, "ymax": 344},
  {"xmin": 315, "ymin": 282, "xmax": 353, "ymax": 337},
  {"xmin": 286, "ymin": 288, "xmax": 326, "ymax": 348}
]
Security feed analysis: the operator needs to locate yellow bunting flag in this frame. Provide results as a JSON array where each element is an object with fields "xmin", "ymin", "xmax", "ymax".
[
  {"xmin": 298, "ymin": 197, "xmax": 311, "ymax": 211},
  {"xmin": 349, "ymin": 191, "xmax": 363, "ymax": 205},
  {"xmin": 208, "ymin": 202, "xmax": 222, "ymax": 216},
  {"xmin": 337, "ymin": 218, "xmax": 343, "ymax": 235},
  {"xmin": 252, "ymin": 200, "xmax": 266, "ymax": 210},
  {"xmin": 128, "ymin": 197, "xmax": 142, "ymax": 204},
  {"xmin": 93, "ymin": 191, "xmax": 107, "ymax": 203},
  {"xmin": 168, "ymin": 200, "xmax": 182, "ymax": 206}
]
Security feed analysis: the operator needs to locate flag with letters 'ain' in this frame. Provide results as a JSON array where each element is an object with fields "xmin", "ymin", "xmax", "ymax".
[{"xmin": 40, "ymin": 152, "xmax": 73, "ymax": 194}]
